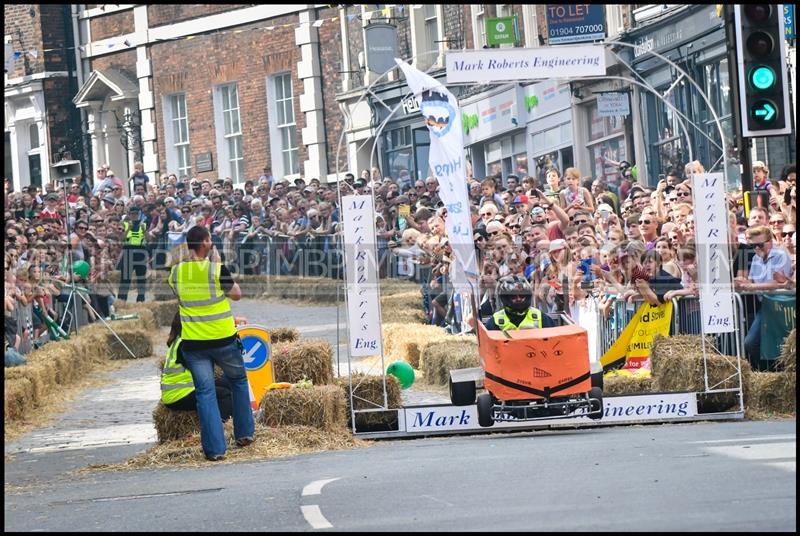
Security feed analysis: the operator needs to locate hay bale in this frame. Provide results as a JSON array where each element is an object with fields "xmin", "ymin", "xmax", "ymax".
[
  {"xmin": 4, "ymin": 377, "xmax": 35, "ymax": 421},
  {"xmin": 258, "ymin": 385, "xmax": 347, "ymax": 431},
  {"xmin": 420, "ymin": 338, "xmax": 480, "ymax": 386},
  {"xmin": 379, "ymin": 280, "xmax": 422, "ymax": 296},
  {"xmin": 382, "ymin": 323, "xmax": 451, "ymax": 369},
  {"xmin": 152, "ymin": 402, "xmax": 201, "ymax": 443},
  {"xmin": 603, "ymin": 374, "xmax": 656, "ymax": 395},
  {"xmin": 381, "ymin": 308, "xmax": 427, "ymax": 325},
  {"xmin": 778, "ymin": 329, "xmax": 796, "ymax": 373},
  {"xmin": 269, "ymin": 327, "xmax": 300, "ymax": 343},
  {"xmin": 336, "ymin": 374, "xmax": 402, "ymax": 431},
  {"xmin": 746, "ymin": 372, "xmax": 796, "ymax": 415},
  {"xmin": 380, "ymin": 291, "xmax": 425, "ymax": 324},
  {"xmin": 272, "ymin": 339, "xmax": 333, "ymax": 385},
  {"xmin": 104, "ymin": 327, "xmax": 153, "ymax": 359},
  {"xmin": 651, "ymin": 334, "xmax": 751, "ymax": 393}
]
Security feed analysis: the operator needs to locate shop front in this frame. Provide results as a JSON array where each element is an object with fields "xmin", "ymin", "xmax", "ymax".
[
  {"xmin": 460, "ymin": 85, "xmax": 528, "ymax": 185},
  {"xmin": 524, "ymin": 80, "xmax": 574, "ymax": 186}
]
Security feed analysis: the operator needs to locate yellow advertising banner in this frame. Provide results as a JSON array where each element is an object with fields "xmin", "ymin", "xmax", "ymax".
[{"xmin": 600, "ymin": 302, "xmax": 673, "ymax": 375}]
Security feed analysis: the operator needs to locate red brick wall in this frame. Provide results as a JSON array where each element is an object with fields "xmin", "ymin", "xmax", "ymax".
[
  {"xmin": 4, "ymin": 5, "xmax": 43, "ymax": 78},
  {"xmin": 148, "ymin": 5, "xmax": 253, "ymax": 27},
  {"xmin": 316, "ymin": 7, "xmax": 347, "ymax": 175},
  {"xmin": 149, "ymin": 15, "xmax": 305, "ymax": 181},
  {"xmin": 90, "ymin": 10, "xmax": 135, "ymax": 41},
  {"xmin": 90, "ymin": 49, "xmax": 137, "ymax": 77}
]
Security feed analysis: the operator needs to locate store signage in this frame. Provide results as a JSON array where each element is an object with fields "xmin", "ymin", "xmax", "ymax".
[
  {"xmin": 446, "ymin": 46, "xmax": 606, "ymax": 83},
  {"xmin": 524, "ymin": 80, "xmax": 571, "ymax": 120},
  {"xmin": 401, "ymin": 95, "xmax": 420, "ymax": 115},
  {"xmin": 546, "ymin": 4, "xmax": 606, "ymax": 45},
  {"xmin": 365, "ymin": 23, "xmax": 398, "ymax": 74},
  {"xmin": 486, "ymin": 16, "xmax": 519, "ymax": 46},
  {"xmin": 403, "ymin": 392, "xmax": 698, "ymax": 432},
  {"xmin": 785, "ymin": 5, "xmax": 795, "ymax": 40},
  {"xmin": 692, "ymin": 173, "xmax": 735, "ymax": 334},
  {"xmin": 342, "ymin": 195, "xmax": 383, "ymax": 356},
  {"xmin": 597, "ymin": 92, "xmax": 630, "ymax": 118},
  {"xmin": 460, "ymin": 87, "xmax": 519, "ymax": 144},
  {"xmin": 195, "ymin": 152, "xmax": 213, "ymax": 172}
]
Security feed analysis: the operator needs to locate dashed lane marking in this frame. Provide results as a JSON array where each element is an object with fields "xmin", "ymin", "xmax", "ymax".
[
  {"xmin": 302, "ymin": 478, "xmax": 341, "ymax": 496},
  {"xmin": 301, "ymin": 505, "xmax": 333, "ymax": 529}
]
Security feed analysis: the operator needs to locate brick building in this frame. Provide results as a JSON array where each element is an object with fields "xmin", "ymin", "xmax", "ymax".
[
  {"xmin": 4, "ymin": 4, "xmax": 82, "ymax": 191},
  {"xmin": 70, "ymin": 4, "xmax": 342, "ymax": 189}
]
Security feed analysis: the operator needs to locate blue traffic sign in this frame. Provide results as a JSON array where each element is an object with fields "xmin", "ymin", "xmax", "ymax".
[{"xmin": 241, "ymin": 333, "xmax": 270, "ymax": 371}]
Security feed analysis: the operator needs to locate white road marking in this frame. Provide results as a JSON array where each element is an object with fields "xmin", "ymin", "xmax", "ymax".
[
  {"xmin": 301, "ymin": 505, "xmax": 333, "ymax": 529},
  {"xmin": 705, "ymin": 442, "xmax": 795, "ymax": 461},
  {"xmin": 243, "ymin": 341, "xmax": 262, "ymax": 363},
  {"xmin": 302, "ymin": 478, "xmax": 341, "ymax": 496},
  {"xmin": 690, "ymin": 435, "xmax": 796, "ymax": 444}
]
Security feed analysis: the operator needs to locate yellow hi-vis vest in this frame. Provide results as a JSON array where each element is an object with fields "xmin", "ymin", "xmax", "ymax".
[
  {"xmin": 493, "ymin": 307, "xmax": 543, "ymax": 330},
  {"xmin": 123, "ymin": 220, "xmax": 146, "ymax": 246},
  {"xmin": 168, "ymin": 260, "xmax": 236, "ymax": 341},
  {"xmin": 160, "ymin": 337, "xmax": 194, "ymax": 404}
]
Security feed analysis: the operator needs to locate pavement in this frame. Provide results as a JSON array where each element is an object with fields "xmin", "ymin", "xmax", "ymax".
[{"xmin": 4, "ymin": 299, "xmax": 448, "ymax": 488}]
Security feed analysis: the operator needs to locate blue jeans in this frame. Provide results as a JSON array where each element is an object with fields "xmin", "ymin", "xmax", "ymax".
[
  {"xmin": 181, "ymin": 339, "xmax": 254, "ymax": 458},
  {"xmin": 744, "ymin": 312, "xmax": 762, "ymax": 367}
]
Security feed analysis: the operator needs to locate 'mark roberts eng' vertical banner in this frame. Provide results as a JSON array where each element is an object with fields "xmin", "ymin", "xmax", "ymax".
[
  {"xmin": 342, "ymin": 195, "xmax": 383, "ymax": 356},
  {"xmin": 692, "ymin": 173, "xmax": 735, "ymax": 333}
]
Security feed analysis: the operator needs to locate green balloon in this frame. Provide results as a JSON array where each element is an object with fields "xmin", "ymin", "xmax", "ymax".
[
  {"xmin": 631, "ymin": 165, "xmax": 638, "ymax": 180},
  {"xmin": 72, "ymin": 260, "xmax": 90, "ymax": 279},
  {"xmin": 386, "ymin": 361, "xmax": 415, "ymax": 389}
]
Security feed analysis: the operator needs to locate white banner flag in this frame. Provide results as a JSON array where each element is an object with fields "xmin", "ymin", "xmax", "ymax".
[
  {"xmin": 395, "ymin": 58, "xmax": 479, "ymax": 294},
  {"xmin": 342, "ymin": 195, "xmax": 383, "ymax": 356},
  {"xmin": 692, "ymin": 173, "xmax": 735, "ymax": 333}
]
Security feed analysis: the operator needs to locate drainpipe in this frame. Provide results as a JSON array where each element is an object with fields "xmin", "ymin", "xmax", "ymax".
[{"xmin": 71, "ymin": 4, "xmax": 91, "ymax": 185}]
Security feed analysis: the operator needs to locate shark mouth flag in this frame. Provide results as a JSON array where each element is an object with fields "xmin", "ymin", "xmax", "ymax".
[{"xmin": 395, "ymin": 58, "xmax": 479, "ymax": 295}]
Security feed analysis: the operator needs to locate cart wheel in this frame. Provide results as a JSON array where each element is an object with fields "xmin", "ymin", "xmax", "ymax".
[
  {"xmin": 588, "ymin": 387, "xmax": 604, "ymax": 420},
  {"xmin": 591, "ymin": 371, "xmax": 604, "ymax": 391},
  {"xmin": 449, "ymin": 378, "xmax": 476, "ymax": 406},
  {"xmin": 477, "ymin": 393, "xmax": 494, "ymax": 427}
]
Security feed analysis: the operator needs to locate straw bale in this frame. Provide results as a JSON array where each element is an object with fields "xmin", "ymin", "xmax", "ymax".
[
  {"xmin": 379, "ymin": 280, "xmax": 422, "ymax": 296},
  {"xmin": 778, "ymin": 329, "xmax": 796, "ymax": 374},
  {"xmin": 4, "ymin": 377, "xmax": 35, "ymax": 421},
  {"xmin": 335, "ymin": 374, "xmax": 402, "ymax": 431},
  {"xmin": 380, "ymin": 291, "xmax": 425, "ymax": 324},
  {"xmin": 651, "ymin": 334, "xmax": 751, "ymax": 393},
  {"xmin": 258, "ymin": 385, "xmax": 347, "ymax": 431},
  {"xmin": 746, "ymin": 372, "xmax": 796, "ymax": 415},
  {"xmin": 272, "ymin": 339, "xmax": 333, "ymax": 385},
  {"xmin": 381, "ymin": 308, "xmax": 427, "ymax": 324},
  {"xmin": 382, "ymin": 323, "xmax": 451, "ymax": 369},
  {"xmin": 603, "ymin": 374, "xmax": 656, "ymax": 395},
  {"xmin": 420, "ymin": 338, "xmax": 480, "ymax": 386},
  {"xmin": 103, "ymin": 327, "xmax": 153, "ymax": 360},
  {"xmin": 152, "ymin": 402, "xmax": 201, "ymax": 443},
  {"xmin": 269, "ymin": 327, "xmax": 300, "ymax": 343}
]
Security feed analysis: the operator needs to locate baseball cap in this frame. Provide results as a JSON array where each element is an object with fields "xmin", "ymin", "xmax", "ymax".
[
  {"xmin": 511, "ymin": 194, "xmax": 529, "ymax": 205},
  {"xmin": 45, "ymin": 192, "xmax": 59, "ymax": 201},
  {"xmin": 294, "ymin": 178, "xmax": 306, "ymax": 185},
  {"xmin": 549, "ymin": 239, "xmax": 567, "ymax": 253},
  {"xmin": 531, "ymin": 206, "xmax": 545, "ymax": 217},
  {"xmin": 597, "ymin": 203, "xmax": 614, "ymax": 214},
  {"xmin": 303, "ymin": 187, "xmax": 314, "ymax": 193},
  {"xmin": 175, "ymin": 182, "xmax": 185, "ymax": 189},
  {"xmin": 102, "ymin": 194, "xmax": 116, "ymax": 204},
  {"xmin": 486, "ymin": 221, "xmax": 505, "ymax": 234},
  {"xmin": 128, "ymin": 205, "xmax": 141, "ymax": 213}
]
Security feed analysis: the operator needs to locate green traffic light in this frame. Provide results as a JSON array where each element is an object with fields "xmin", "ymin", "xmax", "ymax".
[{"xmin": 749, "ymin": 66, "xmax": 776, "ymax": 90}]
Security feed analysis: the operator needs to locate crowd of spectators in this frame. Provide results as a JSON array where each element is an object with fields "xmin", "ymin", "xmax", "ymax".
[{"xmin": 5, "ymin": 157, "xmax": 796, "ymax": 370}]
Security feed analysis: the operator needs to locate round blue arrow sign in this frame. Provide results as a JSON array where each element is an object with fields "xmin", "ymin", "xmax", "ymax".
[{"xmin": 240, "ymin": 334, "xmax": 270, "ymax": 371}]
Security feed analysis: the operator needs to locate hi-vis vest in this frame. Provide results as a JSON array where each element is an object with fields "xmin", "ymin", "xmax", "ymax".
[
  {"xmin": 168, "ymin": 260, "xmax": 236, "ymax": 341},
  {"xmin": 123, "ymin": 220, "xmax": 146, "ymax": 246},
  {"xmin": 493, "ymin": 308, "xmax": 543, "ymax": 330},
  {"xmin": 160, "ymin": 336, "xmax": 194, "ymax": 404}
]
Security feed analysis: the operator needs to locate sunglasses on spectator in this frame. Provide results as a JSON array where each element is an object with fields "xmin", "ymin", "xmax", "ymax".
[
  {"xmin": 676, "ymin": 191, "xmax": 691, "ymax": 197},
  {"xmin": 509, "ymin": 225, "xmax": 521, "ymax": 230},
  {"xmin": 571, "ymin": 218, "xmax": 589, "ymax": 225},
  {"xmin": 77, "ymin": 225, "xmax": 88, "ymax": 231},
  {"xmin": 751, "ymin": 241, "xmax": 770, "ymax": 249},
  {"xmin": 182, "ymin": 208, "xmax": 191, "ymax": 213},
  {"xmin": 480, "ymin": 212, "xmax": 493, "ymax": 217},
  {"xmin": 770, "ymin": 219, "xmax": 785, "ymax": 225},
  {"xmin": 639, "ymin": 219, "xmax": 652, "ymax": 225}
]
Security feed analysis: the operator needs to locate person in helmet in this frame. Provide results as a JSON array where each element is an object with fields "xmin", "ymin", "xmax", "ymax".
[{"xmin": 483, "ymin": 275, "xmax": 555, "ymax": 331}]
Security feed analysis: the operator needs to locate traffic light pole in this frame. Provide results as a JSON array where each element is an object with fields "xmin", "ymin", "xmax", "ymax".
[{"xmin": 724, "ymin": 5, "xmax": 754, "ymax": 191}]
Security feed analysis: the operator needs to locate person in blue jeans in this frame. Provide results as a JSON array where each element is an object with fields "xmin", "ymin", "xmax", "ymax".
[
  {"xmin": 168, "ymin": 225, "xmax": 255, "ymax": 461},
  {"xmin": 736, "ymin": 225, "xmax": 793, "ymax": 370}
]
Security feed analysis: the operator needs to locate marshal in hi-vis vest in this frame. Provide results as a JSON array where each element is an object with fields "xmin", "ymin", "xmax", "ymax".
[
  {"xmin": 160, "ymin": 336, "xmax": 195, "ymax": 404},
  {"xmin": 493, "ymin": 308, "xmax": 543, "ymax": 330},
  {"xmin": 123, "ymin": 220, "xmax": 147, "ymax": 246},
  {"xmin": 168, "ymin": 260, "xmax": 236, "ymax": 341}
]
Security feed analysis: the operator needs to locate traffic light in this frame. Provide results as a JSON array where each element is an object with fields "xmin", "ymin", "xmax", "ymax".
[{"xmin": 733, "ymin": 5, "xmax": 792, "ymax": 137}]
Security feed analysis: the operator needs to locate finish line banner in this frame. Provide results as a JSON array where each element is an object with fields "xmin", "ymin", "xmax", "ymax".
[{"xmin": 446, "ymin": 45, "xmax": 606, "ymax": 84}]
